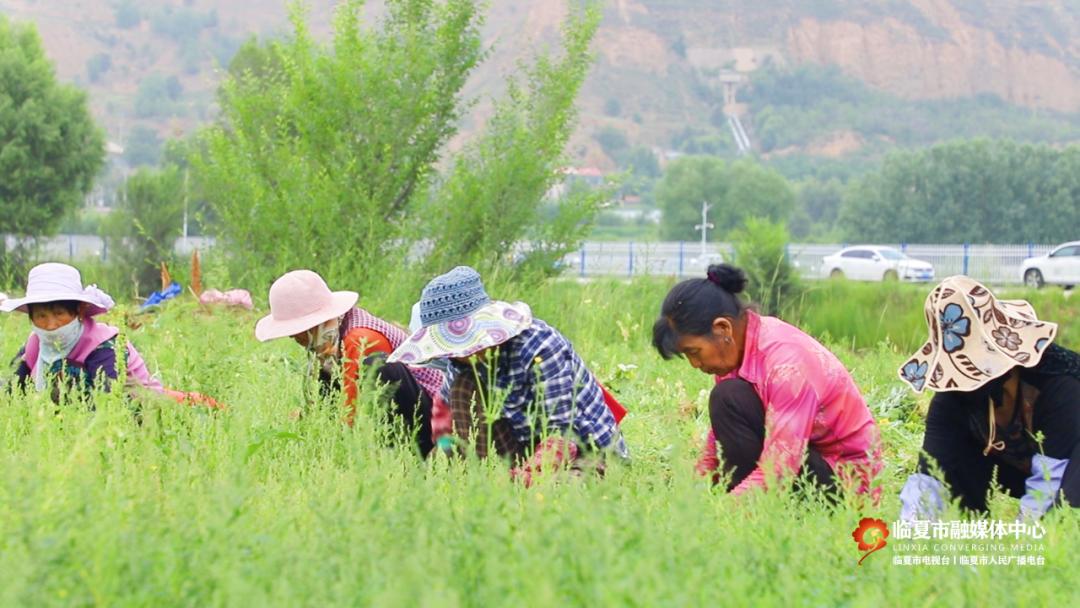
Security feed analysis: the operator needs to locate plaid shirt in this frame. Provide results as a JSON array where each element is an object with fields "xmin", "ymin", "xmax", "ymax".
[{"xmin": 441, "ymin": 319, "xmax": 628, "ymax": 458}]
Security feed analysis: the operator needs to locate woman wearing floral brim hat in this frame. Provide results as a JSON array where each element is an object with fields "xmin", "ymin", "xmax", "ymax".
[
  {"xmin": 898, "ymin": 276, "xmax": 1080, "ymax": 520},
  {"xmin": 255, "ymin": 270, "xmax": 445, "ymax": 456},
  {"xmin": 2, "ymin": 262, "xmax": 221, "ymax": 409},
  {"xmin": 388, "ymin": 266, "xmax": 629, "ymax": 483}
]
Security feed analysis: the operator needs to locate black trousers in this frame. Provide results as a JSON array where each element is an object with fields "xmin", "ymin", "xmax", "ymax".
[
  {"xmin": 709, "ymin": 378, "xmax": 836, "ymax": 493},
  {"xmin": 320, "ymin": 355, "xmax": 435, "ymax": 457},
  {"xmin": 918, "ymin": 374, "xmax": 1080, "ymax": 513}
]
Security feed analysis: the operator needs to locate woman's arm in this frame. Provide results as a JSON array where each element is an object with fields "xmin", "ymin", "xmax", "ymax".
[{"xmin": 341, "ymin": 327, "xmax": 393, "ymax": 424}]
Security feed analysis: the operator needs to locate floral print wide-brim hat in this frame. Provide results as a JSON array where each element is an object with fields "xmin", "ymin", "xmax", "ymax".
[
  {"xmin": 898, "ymin": 275, "xmax": 1058, "ymax": 393},
  {"xmin": 388, "ymin": 266, "xmax": 533, "ymax": 366}
]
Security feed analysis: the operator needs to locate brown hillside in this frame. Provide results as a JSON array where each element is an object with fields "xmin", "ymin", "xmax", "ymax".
[{"xmin": 4, "ymin": 0, "xmax": 1080, "ymax": 162}]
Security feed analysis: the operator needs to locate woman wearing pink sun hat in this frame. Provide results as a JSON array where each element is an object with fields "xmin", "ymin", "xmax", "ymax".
[{"xmin": 256, "ymin": 269, "xmax": 445, "ymax": 456}]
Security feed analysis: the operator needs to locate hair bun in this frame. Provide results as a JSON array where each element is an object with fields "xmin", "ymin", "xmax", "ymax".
[{"xmin": 706, "ymin": 264, "xmax": 748, "ymax": 294}]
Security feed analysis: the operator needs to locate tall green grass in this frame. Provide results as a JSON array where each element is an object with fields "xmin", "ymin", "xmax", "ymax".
[
  {"xmin": 788, "ymin": 281, "xmax": 1079, "ymax": 352},
  {"xmin": 0, "ymin": 278, "xmax": 1077, "ymax": 606}
]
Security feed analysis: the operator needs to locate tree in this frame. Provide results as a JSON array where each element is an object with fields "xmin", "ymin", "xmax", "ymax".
[
  {"xmin": 655, "ymin": 156, "xmax": 795, "ymax": 240},
  {"xmin": 616, "ymin": 145, "xmax": 660, "ymax": 177},
  {"xmin": 134, "ymin": 74, "xmax": 183, "ymax": 118},
  {"xmin": 102, "ymin": 167, "xmax": 185, "ymax": 294},
  {"xmin": 124, "ymin": 126, "xmax": 162, "ymax": 167},
  {"xmin": 424, "ymin": 5, "xmax": 606, "ymax": 277},
  {"xmin": 196, "ymin": 0, "xmax": 602, "ymax": 288},
  {"xmin": 840, "ymin": 139, "xmax": 1080, "ymax": 243},
  {"xmin": 86, "ymin": 52, "xmax": 112, "ymax": 83},
  {"xmin": 114, "ymin": 1, "xmax": 141, "ymax": 29},
  {"xmin": 594, "ymin": 126, "xmax": 628, "ymax": 159},
  {"xmin": 729, "ymin": 218, "xmax": 801, "ymax": 317},
  {"xmin": 655, "ymin": 156, "xmax": 729, "ymax": 241},
  {"xmin": 0, "ymin": 17, "xmax": 104, "ymax": 278},
  {"xmin": 194, "ymin": 0, "xmax": 486, "ymax": 287}
]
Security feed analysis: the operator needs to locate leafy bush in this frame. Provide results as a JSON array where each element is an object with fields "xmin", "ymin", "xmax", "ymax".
[
  {"xmin": 729, "ymin": 218, "xmax": 801, "ymax": 317},
  {"xmin": 424, "ymin": 6, "xmax": 606, "ymax": 278},
  {"xmin": 102, "ymin": 167, "xmax": 185, "ymax": 294}
]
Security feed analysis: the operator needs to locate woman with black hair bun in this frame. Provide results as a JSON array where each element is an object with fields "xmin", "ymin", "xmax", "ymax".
[{"xmin": 653, "ymin": 264, "xmax": 882, "ymax": 498}]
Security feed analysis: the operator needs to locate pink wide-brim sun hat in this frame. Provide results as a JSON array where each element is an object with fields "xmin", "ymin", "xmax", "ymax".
[
  {"xmin": 254, "ymin": 270, "xmax": 358, "ymax": 341},
  {"xmin": 0, "ymin": 262, "xmax": 115, "ymax": 316}
]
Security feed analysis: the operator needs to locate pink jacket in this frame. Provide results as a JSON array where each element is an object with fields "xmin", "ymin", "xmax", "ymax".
[
  {"xmin": 699, "ymin": 310, "xmax": 882, "ymax": 496},
  {"xmin": 22, "ymin": 317, "xmax": 164, "ymax": 393}
]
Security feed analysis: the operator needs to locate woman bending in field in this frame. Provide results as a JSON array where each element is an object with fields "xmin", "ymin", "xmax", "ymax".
[
  {"xmin": 3, "ymin": 263, "xmax": 220, "ymax": 409},
  {"xmin": 256, "ymin": 269, "xmax": 445, "ymax": 456},
  {"xmin": 653, "ymin": 264, "xmax": 882, "ymax": 497},
  {"xmin": 897, "ymin": 276, "xmax": 1080, "ymax": 520},
  {"xmin": 388, "ymin": 266, "xmax": 629, "ymax": 484}
]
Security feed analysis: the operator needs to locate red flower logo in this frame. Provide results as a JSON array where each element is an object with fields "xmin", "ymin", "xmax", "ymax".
[{"xmin": 852, "ymin": 518, "xmax": 889, "ymax": 566}]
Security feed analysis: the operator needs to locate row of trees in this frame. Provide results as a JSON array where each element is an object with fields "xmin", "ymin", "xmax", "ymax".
[
  {"xmin": 842, "ymin": 139, "xmax": 1080, "ymax": 243},
  {"xmin": 654, "ymin": 138, "xmax": 1080, "ymax": 245}
]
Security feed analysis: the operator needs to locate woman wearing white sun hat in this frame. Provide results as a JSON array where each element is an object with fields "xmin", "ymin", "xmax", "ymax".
[
  {"xmin": 3, "ymin": 262, "xmax": 221, "ymax": 409},
  {"xmin": 898, "ymin": 276, "xmax": 1080, "ymax": 520},
  {"xmin": 256, "ymin": 269, "xmax": 445, "ymax": 456}
]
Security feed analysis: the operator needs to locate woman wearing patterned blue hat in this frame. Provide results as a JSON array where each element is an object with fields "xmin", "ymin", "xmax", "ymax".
[{"xmin": 389, "ymin": 266, "xmax": 628, "ymax": 483}]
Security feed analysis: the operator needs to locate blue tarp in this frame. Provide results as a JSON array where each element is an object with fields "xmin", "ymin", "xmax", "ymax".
[{"xmin": 141, "ymin": 281, "xmax": 182, "ymax": 309}]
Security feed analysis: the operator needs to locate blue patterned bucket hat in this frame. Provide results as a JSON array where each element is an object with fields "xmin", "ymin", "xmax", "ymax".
[{"xmin": 388, "ymin": 266, "xmax": 532, "ymax": 365}]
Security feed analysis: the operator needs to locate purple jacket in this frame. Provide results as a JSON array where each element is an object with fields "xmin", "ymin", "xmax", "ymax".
[{"xmin": 13, "ymin": 317, "xmax": 163, "ymax": 394}]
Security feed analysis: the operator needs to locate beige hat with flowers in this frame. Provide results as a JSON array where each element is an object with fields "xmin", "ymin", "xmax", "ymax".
[{"xmin": 898, "ymin": 276, "xmax": 1058, "ymax": 393}]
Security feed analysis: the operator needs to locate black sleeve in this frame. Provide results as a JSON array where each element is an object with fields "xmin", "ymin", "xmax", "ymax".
[
  {"xmin": 918, "ymin": 392, "xmax": 995, "ymax": 512},
  {"xmin": 8, "ymin": 347, "xmax": 30, "ymax": 392}
]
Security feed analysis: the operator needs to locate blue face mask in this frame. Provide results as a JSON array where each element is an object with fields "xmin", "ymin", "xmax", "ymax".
[{"xmin": 33, "ymin": 318, "xmax": 84, "ymax": 362}]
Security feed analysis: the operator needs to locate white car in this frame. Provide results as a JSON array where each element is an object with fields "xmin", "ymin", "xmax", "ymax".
[
  {"xmin": 822, "ymin": 246, "xmax": 935, "ymax": 282},
  {"xmin": 1020, "ymin": 241, "xmax": 1080, "ymax": 288}
]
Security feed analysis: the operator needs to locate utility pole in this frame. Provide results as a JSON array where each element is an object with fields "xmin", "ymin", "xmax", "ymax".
[
  {"xmin": 694, "ymin": 201, "xmax": 713, "ymax": 260},
  {"xmin": 182, "ymin": 167, "xmax": 189, "ymax": 252}
]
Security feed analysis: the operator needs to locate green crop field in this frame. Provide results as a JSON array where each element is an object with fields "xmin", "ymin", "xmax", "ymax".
[{"xmin": 1, "ymin": 278, "xmax": 1077, "ymax": 606}]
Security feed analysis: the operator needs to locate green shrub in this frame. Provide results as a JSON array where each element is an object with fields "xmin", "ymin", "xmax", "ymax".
[{"xmin": 729, "ymin": 218, "xmax": 801, "ymax": 317}]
